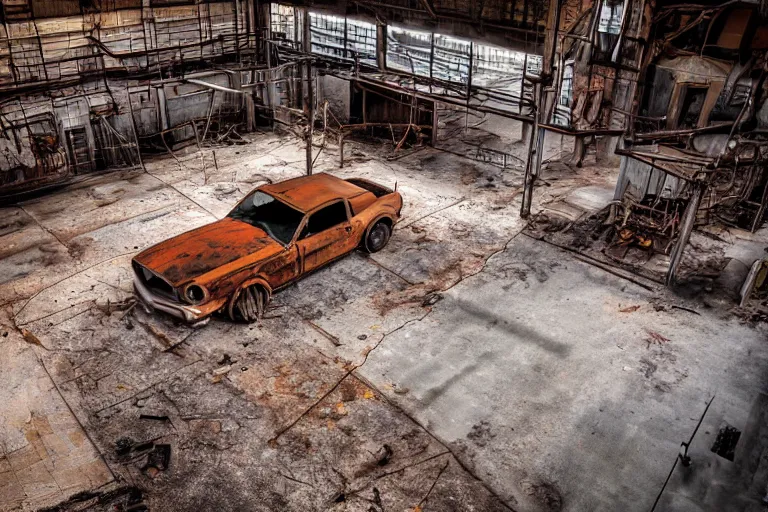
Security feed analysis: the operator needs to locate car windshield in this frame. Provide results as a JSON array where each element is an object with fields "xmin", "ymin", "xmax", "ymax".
[{"xmin": 228, "ymin": 191, "xmax": 304, "ymax": 245}]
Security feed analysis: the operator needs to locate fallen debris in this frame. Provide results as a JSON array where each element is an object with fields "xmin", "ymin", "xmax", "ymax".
[
  {"xmin": 94, "ymin": 297, "xmax": 137, "ymax": 316},
  {"xmin": 422, "ymin": 292, "xmax": 443, "ymax": 307},
  {"xmin": 375, "ymin": 444, "xmax": 393, "ymax": 466},
  {"xmin": 737, "ymin": 258, "xmax": 768, "ymax": 322},
  {"xmin": 645, "ymin": 330, "xmax": 671, "ymax": 348},
  {"xmin": 413, "ymin": 460, "xmax": 450, "ymax": 512},
  {"xmin": 20, "ymin": 328, "xmax": 48, "ymax": 350},
  {"xmin": 142, "ymin": 444, "xmax": 171, "ymax": 478},
  {"xmin": 213, "ymin": 365, "xmax": 233, "ymax": 376},
  {"xmin": 139, "ymin": 414, "xmax": 171, "ymax": 422},
  {"xmin": 37, "ymin": 486, "xmax": 147, "ymax": 512},
  {"xmin": 670, "ymin": 305, "xmax": 701, "ymax": 316}
]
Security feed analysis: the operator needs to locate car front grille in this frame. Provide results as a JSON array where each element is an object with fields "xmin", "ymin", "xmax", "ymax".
[{"xmin": 132, "ymin": 261, "xmax": 179, "ymax": 301}]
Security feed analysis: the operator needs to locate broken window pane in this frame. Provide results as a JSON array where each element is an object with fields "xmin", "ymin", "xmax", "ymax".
[
  {"xmin": 346, "ymin": 18, "xmax": 378, "ymax": 66},
  {"xmin": 228, "ymin": 191, "xmax": 304, "ymax": 245},
  {"xmin": 432, "ymin": 34, "xmax": 471, "ymax": 84},
  {"xmin": 598, "ymin": 0, "xmax": 623, "ymax": 34},
  {"xmin": 560, "ymin": 63, "xmax": 574, "ymax": 107},
  {"xmin": 472, "ymin": 42, "xmax": 541, "ymax": 99},
  {"xmin": 595, "ymin": 0, "xmax": 624, "ymax": 61},
  {"xmin": 270, "ymin": 3, "xmax": 296, "ymax": 43},
  {"xmin": 386, "ymin": 26, "xmax": 432, "ymax": 77},
  {"xmin": 308, "ymin": 14, "xmax": 377, "ymax": 66},
  {"xmin": 310, "ymin": 12, "xmax": 346, "ymax": 60}
]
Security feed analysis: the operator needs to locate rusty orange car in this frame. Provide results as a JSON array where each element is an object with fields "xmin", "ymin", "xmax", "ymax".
[{"xmin": 132, "ymin": 173, "xmax": 402, "ymax": 324}]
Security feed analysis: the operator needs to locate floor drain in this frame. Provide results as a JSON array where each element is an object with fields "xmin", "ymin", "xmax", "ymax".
[{"xmin": 711, "ymin": 425, "xmax": 741, "ymax": 461}]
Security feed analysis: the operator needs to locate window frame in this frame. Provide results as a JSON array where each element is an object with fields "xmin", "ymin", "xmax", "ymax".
[
  {"xmin": 270, "ymin": 3, "xmax": 299, "ymax": 45},
  {"xmin": 227, "ymin": 190, "xmax": 306, "ymax": 246},
  {"xmin": 298, "ymin": 199, "xmax": 351, "ymax": 240}
]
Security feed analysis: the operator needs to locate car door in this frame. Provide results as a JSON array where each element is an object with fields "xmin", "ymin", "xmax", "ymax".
[
  {"xmin": 261, "ymin": 244, "xmax": 301, "ymax": 290},
  {"xmin": 296, "ymin": 200, "xmax": 355, "ymax": 274}
]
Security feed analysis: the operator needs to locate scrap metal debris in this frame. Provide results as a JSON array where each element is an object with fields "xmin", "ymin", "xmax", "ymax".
[
  {"xmin": 421, "ymin": 292, "xmax": 443, "ymax": 307},
  {"xmin": 142, "ymin": 444, "xmax": 172, "ymax": 478},
  {"xmin": 114, "ymin": 438, "xmax": 172, "ymax": 479},
  {"xmin": 645, "ymin": 330, "xmax": 671, "ymax": 349},
  {"xmin": 20, "ymin": 328, "xmax": 48, "ymax": 350}
]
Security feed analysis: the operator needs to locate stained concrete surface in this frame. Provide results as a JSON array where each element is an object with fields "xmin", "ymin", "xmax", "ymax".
[
  {"xmin": 0, "ymin": 130, "xmax": 766, "ymax": 511},
  {"xmin": 0, "ymin": 312, "xmax": 114, "ymax": 509},
  {"xmin": 362, "ymin": 234, "xmax": 768, "ymax": 511}
]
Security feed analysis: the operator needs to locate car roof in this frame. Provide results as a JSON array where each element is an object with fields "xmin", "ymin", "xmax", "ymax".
[{"xmin": 260, "ymin": 172, "xmax": 367, "ymax": 212}]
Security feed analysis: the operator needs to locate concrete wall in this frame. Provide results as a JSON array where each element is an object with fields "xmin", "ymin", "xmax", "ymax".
[{"xmin": 318, "ymin": 74, "xmax": 350, "ymax": 124}]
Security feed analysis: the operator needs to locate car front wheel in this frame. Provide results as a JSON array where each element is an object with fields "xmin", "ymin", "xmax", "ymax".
[
  {"xmin": 364, "ymin": 221, "xmax": 391, "ymax": 253},
  {"xmin": 231, "ymin": 284, "xmax": 268, "ymax": 322}
]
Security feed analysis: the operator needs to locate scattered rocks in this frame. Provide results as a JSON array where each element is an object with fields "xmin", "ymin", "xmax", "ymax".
[
  {"xmin": 520, "ymin": 479, "xmax": 563, "ymax": 511},
  {"xmin": 467, "ymin": 420, "xmax": 496, "ymax": 447},
  {"xmin": 638, "ymin": 357, "xmax": 657, "ymax": 378}
]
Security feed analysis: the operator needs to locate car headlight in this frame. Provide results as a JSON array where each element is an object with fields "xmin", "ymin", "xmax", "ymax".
[{"xmin": 183, "ymin": 284, "xmax": 207, "ymax": 304}]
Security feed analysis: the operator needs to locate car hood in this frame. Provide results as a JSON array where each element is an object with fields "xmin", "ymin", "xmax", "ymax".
[{"xmin": 133, "ymin": 218, "xmax": 283, "ymax": 287}]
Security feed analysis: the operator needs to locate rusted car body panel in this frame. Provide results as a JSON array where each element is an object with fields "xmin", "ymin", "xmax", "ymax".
[{"xmin": 132, "ymin": 173, "xmax": 402, "ymax": 323}]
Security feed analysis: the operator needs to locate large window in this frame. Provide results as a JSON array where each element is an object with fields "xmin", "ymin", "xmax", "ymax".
[
  {"xmin": 559, "ymin": 63, "xmax": 574, "ymax": 107},
  {"xmin": 310, "ymin": 13, "xmax": 346, "ymax": 59},
  {"xmin": 386, "ymin": 26, "xmax": 432, "ymax": 77},
  {"xmin": 595, "ymin": 0, "xmax": 624, "ymax": 61},
  {"xmin": 346, "ymin": 19, "xmax": 377, "ymax": 66},
  {"xmin": 473, "ymin": 43, "xmax": 542, "ymax": 89},
  {"xmin": 598, "ymin": 0, "xmax": 624, "ymax": 34},
  {"xmin": 309, "ymin": 13, "xmax": 377, "ymax": 66},
  {"xmin": 432, "ymin": 34, "xmax": 471, "ymax": 83},
  {"xmin": 553, "ymin": 61, "xmax": 574, "ymax": 127},
  {"xmin": 387, "ymin": 26, "xmax": 541, "ymax": 90},
  {"xmin": 271, "ymin": 4, "xmax": 297, "ymax": 43}
]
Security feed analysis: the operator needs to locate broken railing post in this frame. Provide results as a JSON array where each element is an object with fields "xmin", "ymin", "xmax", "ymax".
[
  {"xmin": 521, "ymin": 0, "xmax": 561, "ymax": 218},
  {"xmin": 665, "ymin": 183, "xmax": 704, "ymax": 286},
  {"xmin": 520, "ymin": 116, "xmax": 540, "ymax": 218},
  {"xmin": 431, "ymin": 101, "xmax": 438, "ymax": 146},
  {"xmin": 339, "ymin": 133, "xmax": 345, "ymax": 168}
]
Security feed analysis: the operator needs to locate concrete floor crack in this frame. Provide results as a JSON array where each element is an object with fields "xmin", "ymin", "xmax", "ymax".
[
  {"xmin": 12, "ymin": 250, "xmax": 139, "ymax": 324},
  {"xmin": 364, "ymin": 255, "xmax": 415, "ymax": 285},
  {"xmin": 400, "ymin": 197, "xmax": 468, "ymax": 229},
  {"xmin": 269, "ymin": 309, "xmax": 434, "ymax": 444},
  {"xmin": 436, "ymin": 226, "xmax": 529, "ymax": 296}
]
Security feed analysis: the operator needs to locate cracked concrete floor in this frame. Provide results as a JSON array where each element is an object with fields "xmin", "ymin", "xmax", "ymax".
[{"xmin": 1, "ymin": 132, "xmax": 767, "ymax": 512}]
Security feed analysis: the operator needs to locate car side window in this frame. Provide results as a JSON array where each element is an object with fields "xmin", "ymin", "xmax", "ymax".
[{"xmin": 301, "ymin": 201, "xmax": 348, "ymax": 238}]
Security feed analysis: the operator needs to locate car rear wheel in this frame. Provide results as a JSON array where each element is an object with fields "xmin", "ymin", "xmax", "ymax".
[
  {"xmin": 231, "ymin": 284, "xmax": 268, "ymax": 322},
  {"xmin": 364, "ymin": 221, "xmax": 391, "ymax": 253}
]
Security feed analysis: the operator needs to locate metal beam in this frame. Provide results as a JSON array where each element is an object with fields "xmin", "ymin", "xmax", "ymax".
[{"xmin": 184, "ymin": 79, "xmax": 246, "ymax": 95}]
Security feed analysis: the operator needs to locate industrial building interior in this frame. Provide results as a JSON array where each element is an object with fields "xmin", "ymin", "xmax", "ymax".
[{"xmin": 1, "ymin": 0, "xmax": 768, "ymax": 510}]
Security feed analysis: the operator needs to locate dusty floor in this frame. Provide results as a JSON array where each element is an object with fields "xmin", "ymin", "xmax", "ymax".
[{"xmin": 1, "ymin": 130, "xmax": 767, "ymax": 512}]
